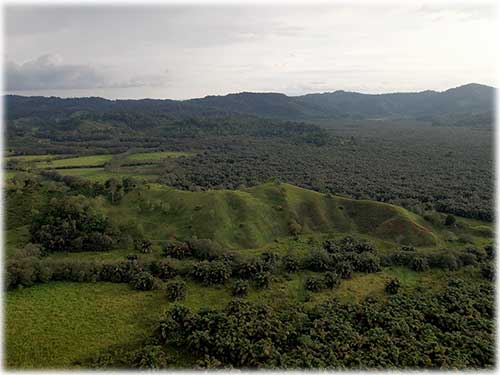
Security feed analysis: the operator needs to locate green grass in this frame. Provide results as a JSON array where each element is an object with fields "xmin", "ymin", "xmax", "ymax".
[
  {"xmin": 5, "ymin": 154, "xmax": 70, "ymax": 161},
  {"xmin": 101, "ymin": 182, "xmax": 439, "ymax": 249},
  {"xmin": 37, "ymin": 155, "xmax": 114, "ymax": 169},
  {"xmin": 5, "ymin": 282, "xmax": 166, "ymax": 369},
  {"xmin": 126, "ymin": 151, "xmax": 193, "ymax": 161},
  {"xmin": 56, "ymin": 167, "xmax": 157, "ymax": 182}
]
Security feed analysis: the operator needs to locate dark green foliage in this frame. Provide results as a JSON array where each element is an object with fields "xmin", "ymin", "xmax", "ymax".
[
  {"xmin": 353, "ymin": 252, "xmax": 381, "ymax": 273},
  {"xmin": 254, "ymin": 272, "xmax": 271, "ymax": 289},
  {"xmin": 191, "ymin": 260, "xmax": 232, "ymax": 285},
  {"xmin": 481, "ymin": 264, "xmax": 494, "ymax": 281},
  {"xmin": 165, "ymin": 280, "xmax": 187, "ymax": 301},
  {"xmin": 162, "ymin": 240, "xmax": 191, "ymax": 259},
  {"xmin": 30, "ymin": 196, "xmax": 114, "ymax": 253},
  {"xmin": 232, "ymin": 280, "xmax": 249, "ymax": 297},
  {"xmin": 411, "ymin": 256, "xmax": 430, "ymax": 272},
  {"xmin": 234, "ymin": 258, "xmax": 267, "ymax": 279},
  {"xmin": 135, "ymin": 239, "xmax": 153, "ymax": 254},
  {"xmin": 132, "ymin": 345, "xmax": 168, "ymax": 369},
  {"xmin": 155, "ymin": 280, "xmax": 494, "ymax": 368},
  {"xmin": 385, "ymin": 279, "xmax": 401, "ymax": 295},
  {"xmin": 304, "ymin": 248, "xmax": 334, "ymax": 272},
  {"xmin": 282, "ymin": 254, "xmax": 300, "ymax": 273},
  {"xmin": 484, "ymin": 244, "xmax": 494, "ymax": 260},
  {"xmin": 131, "ymin": 271, "xmax": 155, "ymax": 291},
  {"xmin": 188, "ymin": 239, "xmax": 223, "ymax": 260},
  {"xmin": 445, "ymin": 214, "xmax": 456, "ymax": 226},
  {"xmin": 335, "ymin": 261, "xmax": 353, "ymax": 279},
  {"xmin": 150, "ymin": 260, "xmax": 177, "ymax": 280},
  {"xmin": 304, "ymin": 276, "xmax": 324, "ymax": 292},
  {"xmin": 322, "ymin": 271, "xmax": 340, "ymax": 288}
]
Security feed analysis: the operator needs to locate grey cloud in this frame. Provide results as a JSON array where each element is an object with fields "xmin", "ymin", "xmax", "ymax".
[{"xmin": 6, "ymin": 54, "xmax": 168, "ymax": 91}]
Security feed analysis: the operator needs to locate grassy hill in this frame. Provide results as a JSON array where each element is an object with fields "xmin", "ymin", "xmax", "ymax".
[{"xmin": 102, "ymin": 181, "xmax": 437, "ymax": 249}]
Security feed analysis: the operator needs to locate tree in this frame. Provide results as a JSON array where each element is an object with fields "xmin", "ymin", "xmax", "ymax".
[
  {"xmin": 232, "ymin": 280, "xmax": 249, "ymax": 297},
  {"xmin": 166, "ymin": 280, "xmax": 187, "ymax": 301},
  {"xmin": 30, "ymin": 196, "xmax": 114, "ymax": 253},
  {"xmin": 131, "ymin": 271, "xmax": 155, "ymax": 291},
  {"xmin": 445, "ymin": 214, "xmax": 456, "ymax": 226},
  {"xmin": 385, "ymin": 278, "xmax": 400, "ymax": 295}
]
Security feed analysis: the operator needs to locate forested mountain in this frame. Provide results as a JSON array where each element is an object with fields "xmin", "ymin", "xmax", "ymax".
[{"xmin": 5, "ymin": 83, "xmax": 495, "ymax": 124}]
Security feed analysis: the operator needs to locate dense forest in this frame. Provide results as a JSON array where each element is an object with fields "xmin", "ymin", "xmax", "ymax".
[{"xmin": 3, "ymin": 83, "xmax": 495, "ymax": 369}]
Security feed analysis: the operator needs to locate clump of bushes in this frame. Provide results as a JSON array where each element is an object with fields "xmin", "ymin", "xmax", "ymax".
[
  {"xmin": 385, "ymin": 278, "xmax": 400, "ymax": 295},
  {"xmin": 232, "ymin": 280, "xmax": 249, "ymax": 297},
  {"xmin": 166, "ymin": 280, "xmax": 187, "ymax": 301},
  {"xmin": 131, "ymin": 271, "xmax": 155, "ymax": 291},
  {"xmin": 162, "ymin": 240, "xmax": 191, "ymax": 259},
  {"xmin": 191, "ymin": 260, "xmax": 232, "ymax": 285}
]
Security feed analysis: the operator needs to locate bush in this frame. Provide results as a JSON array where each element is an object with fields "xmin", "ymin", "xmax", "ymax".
[
  {"xmin": 385, "ymin": 278, "xmax": 400, "ymax": 295},
  {"xmin": 428, "ymin": 253, "xmax": 459, "ymax": 270},
  {"xmin": 304, "ymin": 276, "xmax": 324, "ymax": 292},
  {"xmin": 162, "ymin": 240, "xmax": 191, "ymax": 259},
  {"xmin": 30, "ymin": 195, "xmax": 114, "ymax": 253},
  {"xmin": 150, "ymin": 260, "xmax": 177, "ymax": 280},
  {"xmin": 166, "ymin": 280, "xmax": 187, "ymax": 301},
  {"xmin": 191, "ymin": 260, "xmax": 232, "ymax": 285},
  {"xmin": 234, "ymin": 258, "xmax": 266, "ymax": 279},
  {"xmin": 260, "ymin": 251, "xmax": 280, "ymax": 273},
  {"xmin": 283, "ymin": 254, "xmax": 300, "ymax": 273},
  {"xmin": 254, "ymin": 271, "xmax": 271, "ymax": 289},
  {"xmin": 481, "ymin": 264, "xmax": 494, "ymax": 281},
  {"xmin": 133, "ymin": 345, "xmax": 168, "ymax": 369},
  {"xmin": 323, "ymin": 271, "xmax": 340, "ymax": 288},
  {"xmin": 131, "ymin": 271, "xmax": 155, "ymax": 291},
  {"xmin": 411, "ymin": 256, "xmax": 430, "ymax": 272},
  {"xmin": 335, "ymin": 261, "xmax": 353, "ymax": 279},
  {"xmin": 353, "ymin": 252, "xmax": 381, "ymax": 273},
  {"xmin": 188, "ymin": 239, "xmax": 223, "ymax": 260},
  {"xmin": 232, "ymin": 280, "xmax": 249, "ymax": 297},
  {"xmin": 135, "ymin": 239, "xmax": 153, "ymax": 254},
  {"xmin": 304, "ymin": 248, "xmax": 333, "ymax": 272}
]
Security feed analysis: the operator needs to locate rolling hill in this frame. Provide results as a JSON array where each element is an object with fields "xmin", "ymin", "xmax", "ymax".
[
  {"xmin": 6, "ymin": 83, "xmax": 494, "ymax": 123},
  {"xmin": 102, "ymin": 181, "xmax": 438, "ymax": 249}
]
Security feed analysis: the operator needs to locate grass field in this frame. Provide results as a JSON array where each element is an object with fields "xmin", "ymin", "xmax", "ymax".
[
  {"xmin": 37, "ymin": 155, "xmax": 114, "ymax": 169},
  {"xmin": 5, "ymin": 282, "xmax": 166, "ymax": 369},
  {"xmin": 5, "ymin": 154, "xmax": 70, "ymax": 162},
  {"xmin": 56, "ymin": 167, "xmax": 158, "ymax": 182},
  {"xmin": 126, "ymin": 151, "xmax": 193, "ymax": 161}
]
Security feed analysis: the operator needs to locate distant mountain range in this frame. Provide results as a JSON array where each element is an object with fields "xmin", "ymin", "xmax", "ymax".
[{"xmin": 6, "ymin": 83, "xmax": 495, "ymax": 124}]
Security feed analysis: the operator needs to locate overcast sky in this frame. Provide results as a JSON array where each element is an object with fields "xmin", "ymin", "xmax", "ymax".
[{"xmin": 4, "ymin": 2, "xmax": 497, "ymax": 100}]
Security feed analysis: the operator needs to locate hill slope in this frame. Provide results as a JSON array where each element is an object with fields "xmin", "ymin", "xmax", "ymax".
[
  {"xmin": 103, "ymin": 182, "xmax": 437, "ymax": 249},
  {"xmin": 6, "ymin": 83, "xmax": 494, "ymax": 123}
]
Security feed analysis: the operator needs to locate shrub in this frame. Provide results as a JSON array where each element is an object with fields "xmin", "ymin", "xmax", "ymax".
[
  {"xmin": 445, "ymin": 214, "xmax": 456, "ymax": 226},
  {"xmin": 254, "ymin": 271, "xmax": 271, "ymax": 289},
  {"xmin": 133, "ymin": 345, "xmax": 168, "ymax": 369},
  {"xmin": 323, "ymin": 271, "xmax": 340, "ymax": 288},
  {"xmin": 428, "ymin": 253, "xmax": 459, "ymax": 270},
  {"xmin": 484, "ymin": 244, "xmax": 495, "ymax": 260},
  {"xmin": 288, "ymin": 220, "xmax": 302, "ymax": 237},
  {"xmin": 260, "ymin": 251, "xmax": 280, "ymax": 273},
  {"xmin": 411, "ymin": 256, "xmax": 430, "ymax": 272},
  {"xmin": 188, "ymin": 239, "xmax": 223, "ymax": 260},
  {"xmin": 385, "ymin": 278, "xmax": 401, "ymax": 295},
  {"xmin": 335, "ymin": 261, "xmax": 353, "ymax": 279},
  {"xmin": 131, "ymin": 271, "xmax": 155, "ymax": 291},
  {"xmin": 166, "ymin": 280, "xmax": 187, "ymax": 301},
  {"xmin": 283, "ymin": 254, "xmax": 300, "ymax": 273},
  {"xmin": 234, "ymin": 258, "xmax": 266, "ymax": 279},
  {"xmin": 304, "ymin": 276, "xmax": 324, "ymax": 292},
  {"xmin": 191, "ymin": 260, "xmax": 232, "ymax": 285},
  {"xmin": 304, "ymin": 248, "xmax": 333, "ymax": 272},
  {"xmin": 353, "ymin": 252, "xmax": 381, "ymax": 273},
  {"xmin": 162, "ymin": 240, "xmax": 191, "ymax": 259},
  {"xmin": 135, "ymin": 239, "xmax": 153, "ymax": 254},
  {"xmin": 232, "ymin": 280, "xmax": 249, "ymax": 297},
  {"xmin": 481, "ymin": 264, "xmax": 494, "ymax": 281},
  {"xmin": 150, "ymin": 260, "xmax": 177, "ymax": 280}
]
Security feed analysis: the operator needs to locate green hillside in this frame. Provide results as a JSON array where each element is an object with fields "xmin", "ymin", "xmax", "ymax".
[{"xmin": 102, "ymin": 181, "xmax": 437, "ymax": 249}]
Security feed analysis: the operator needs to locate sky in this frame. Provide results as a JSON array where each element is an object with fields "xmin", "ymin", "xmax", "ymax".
[{"xmin": 3, "ymin": 2, "xmax": 497, "ymax": 100}]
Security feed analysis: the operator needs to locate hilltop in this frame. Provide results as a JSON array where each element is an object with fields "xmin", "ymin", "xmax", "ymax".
[{"xmin": 100, "ymin": 181, "xmax": 437, "ymax": 249}]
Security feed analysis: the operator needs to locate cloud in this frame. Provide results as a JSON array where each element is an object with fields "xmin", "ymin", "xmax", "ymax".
[{"xmin": 6, "ymin": 54, "xmax": 168, "ymax": 91}]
